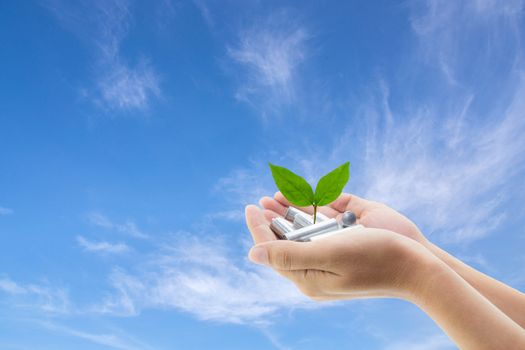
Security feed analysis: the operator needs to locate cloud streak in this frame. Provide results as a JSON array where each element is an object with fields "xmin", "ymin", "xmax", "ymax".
[
  {"xmin": 0, "ymin": 277, "xmax": 70, "ymax": 314},
  {"xmin": 77, "ymin": 235, "xmax": 130, "ymax": 254},
  {"xmin": 92, "ymin": 234, "xmax": 315, "ymax": 324},
  {"xmin": 216, "ymin": 1, "xmax": 525, "ymax": 245},
  {"xmin": 0, "ymin": 206, "xmax": 13, "ymax": 216},
  {"xmin": 46, "ymin": 0, "xmax": 160, "ymax": 112},
  {"xmin": 350, "ymin": 1, "xmax": 525, "ymax": 243},
  {"xmin": 227, "ymin": 11, "xmax": 309, "ymax": 117},
  {"xmin": 384, "ymin": 333, "xmax": 456, "ymax": 350},
  {"xmin": 87, "ymin": 212, "xmax": 148, "ymax": 238},
  {"xmin": 40, "ymin": 321, "xmax": 153, "ymax": 350}
]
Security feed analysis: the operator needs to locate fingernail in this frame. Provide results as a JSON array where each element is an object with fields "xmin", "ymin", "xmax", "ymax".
[{"xmin": 249, "ymin": 246, "xmax": 269, "ymax": 266}]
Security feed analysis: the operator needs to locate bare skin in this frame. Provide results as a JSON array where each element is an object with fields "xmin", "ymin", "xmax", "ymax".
[{"xmin": 245, "ymin": 192, "xmax": 525, "ymax": 350}]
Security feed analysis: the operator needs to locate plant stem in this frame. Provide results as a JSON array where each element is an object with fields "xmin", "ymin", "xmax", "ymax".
[{"xmin": 313, "ymin": 205, "xmax": 317, "ymax": 224}]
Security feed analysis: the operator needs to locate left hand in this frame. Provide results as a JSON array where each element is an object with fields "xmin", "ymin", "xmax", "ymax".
[{"xmin": 245, "ymin": 205, "xmax": 438, "ymax": 301}]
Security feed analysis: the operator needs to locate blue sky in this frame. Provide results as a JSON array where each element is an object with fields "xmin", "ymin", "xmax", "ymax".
[{"xmin": 1, "ymin": 0, "xmax": 525, "ymax": 349}]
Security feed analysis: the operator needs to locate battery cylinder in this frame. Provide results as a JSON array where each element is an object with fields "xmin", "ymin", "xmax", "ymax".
[
  {"xmin": 307, "ymin": 224, "xmax": 364, "ymax": 241},
  {"xmin": 270, "ymin": 217, "xmax": 294, "ymax": 239},
  {"xmin": 285, "ymin": 218, "xmax": 340, "ymax": 241},
  {"xmin": 284, "ymin": 207, "xmax": 303, "ymax": 222},
  {"xmin": 293, "ymin": 212, "xmax": 314, "ymax": 229},
  {"xmin": 316, "ymin": 212, "xmax": 330, "ymax": 222}
]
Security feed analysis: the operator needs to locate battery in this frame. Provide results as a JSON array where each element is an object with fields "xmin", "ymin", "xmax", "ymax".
[
  {"xmin": 270, "ymin": 217, "xmax": 294, "ymax": 239},
  {"xmin": 307, "ymin": 224, "xmax": 364, "ymax": 241},
  {"xmin": 316, "ymin": 212, "xmax": 330, "ymax": 222},
  {"xmin": 293, "ymin": 212, "xmax": 314, "ymax": 229},
  {"xmin": 284, "ymin": 206, "xmax": 303, "ymax": 222},
  {"xmin": 285, "ymin": 218, "xmax": 340, "ymax": 241}
]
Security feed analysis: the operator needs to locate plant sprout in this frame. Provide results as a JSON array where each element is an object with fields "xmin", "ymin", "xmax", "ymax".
[{"xmin": 269, "ymin": 162, "xmax": 350, "ymax": 223}]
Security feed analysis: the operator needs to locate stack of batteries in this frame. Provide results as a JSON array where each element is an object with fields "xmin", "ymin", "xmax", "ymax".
[{"xmin": 270, "ymin": 207, "xmax": 362, "ymax": 242}]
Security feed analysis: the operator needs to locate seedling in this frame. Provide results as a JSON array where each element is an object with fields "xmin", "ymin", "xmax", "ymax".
[{"xmin": 269, "ymin": 162, "xmax": 350, "ymax": 223}]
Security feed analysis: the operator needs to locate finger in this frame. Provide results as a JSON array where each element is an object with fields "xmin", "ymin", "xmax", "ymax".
[
  {"xmin": 273, "ymin": 192, "xmax": 339, "ymax": 217},
  {"xmin": 259, "ymin": 196, "xmax": 287, "ymax": 216},
  {"xmin": 245, "ymin": 205, "xmax": 278, "ymax": 244},
  {"xmin": 262, "ymin": 209, "xmax": 280, "ymax": 222},
  {"xmin": 277, "ymin": 269, "xmax": 337, "ymax": 299},
  {"xmin": 328, "ymin": 193, "xmax": 372, "ymax": 217},
  {"xmin": 248, "ymin": 240, "xmax": 329, "ymax": 271}
]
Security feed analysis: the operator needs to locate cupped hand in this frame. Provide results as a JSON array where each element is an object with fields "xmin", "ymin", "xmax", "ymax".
[
  {"xmin": 245, "ymin": 205, "xmax": 435, "ymax": 301},
  {"xmin": 260, "ymin": 192, "xmax": 429, "ymax": 246}
]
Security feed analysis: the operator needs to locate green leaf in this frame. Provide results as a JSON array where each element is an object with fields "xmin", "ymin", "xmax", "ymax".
[
  {"xmin": 313, "ymin": 162, "xmax": 350, "ymax": 206},
  {"xmin": 269, "ymin": 163, "xmax": 314, "ymax": 207}
]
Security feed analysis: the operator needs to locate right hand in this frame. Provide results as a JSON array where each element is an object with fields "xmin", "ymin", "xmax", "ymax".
[{"xmin": 260, "ymin": 192, "xmax": 430, "ymax": 246}]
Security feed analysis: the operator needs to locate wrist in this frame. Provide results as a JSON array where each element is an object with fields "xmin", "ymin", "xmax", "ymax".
[{"xmin": 396, "ymin": 239, "xmax": 453, "ymax": 303}]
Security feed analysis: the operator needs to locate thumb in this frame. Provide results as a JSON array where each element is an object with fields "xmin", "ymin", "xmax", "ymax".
[{"xmin": 248, "ymin": 240, "xmax": 323, "ymax": 271}]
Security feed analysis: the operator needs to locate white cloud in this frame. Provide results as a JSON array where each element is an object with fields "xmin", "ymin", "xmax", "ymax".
[
  {"xmin": 92, "ymin": 234, "xmax": 315, "ymax": 324},
  {"xmin": 205, "ymin": 209, "xmax": 245, "ymax": 222},
  {"xmin": 214, "ymin": 1, "xmax": 525, "ymax": 244},
  {"xmin": 409, "ymin": 0, "xmax": 524, "ymax": 86},
  {"xmin": 77, "ymin": 235, "xmax": 130, "ymax": 254},
  {"xmin": 97, "ymin": 60, "xmax": 160, "ymax": 111},
  {"xmin": 87, "ymin": 212, "xmax": 148, "ymax": 238},
  {"xmin": 40, "ymin": 321, "xmax": 153, "ymax": 350},
  {"xmin": 0, "ymin": 278, "xmax": 26, "ymax": 294},
  {"xmin": 0, "ymin": 206, "xmax": 13, "ymax": 216},
  {"xmin": 214, "ymin": 73, "xmax": 525, "ymax": 244},
  {"xmin": 46, "ymin": 0, "xmax": 160, "ymax": 112},
  {"xmin": 214, "ymin": 165, "xmax": 274, "ymax": 206},
  {"xmin": 384, "ymin": 333, "xmax": 455, "ymax": 350},
  {"xmin": 227, "ymin": 12, "xmax": 309, "ymax": 116},
  {"xmin": 326, "ymin": 78, "xmax": 525, "ymax": 243},
  {"xmin": 193, "ymin": 0, "xmax": 214, "ymax": 28},
  {"xmin": 0, "ymin": 277, "xmax": 70, "ymax": 314}
]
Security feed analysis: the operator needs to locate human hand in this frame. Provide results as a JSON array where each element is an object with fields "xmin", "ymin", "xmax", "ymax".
[
  {"xmin": 260, "ymin": 192, "xmax": 429, "ymax": 246},
  {"xmin": 245, "ymin": 205, "xmax": 438, "ymax": 301},
  {"xmin": 247, "ymin": 198, "xmax": 525, "ymax": 350}
]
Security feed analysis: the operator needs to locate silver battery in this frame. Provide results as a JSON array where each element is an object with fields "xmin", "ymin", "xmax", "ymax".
[
  {"xmin": 286, "ymin": 207, "xmax": 329, "ymax": 226},
  {"xmin": 284, "ymin": 206, "xmax": 303, "ymax": 221},
  {"xmin": 285, "ymin": 218, "xmax": 340, "ymax": 241},
  {"xmin": 307, "ymin": 224, "xmax": 364, "ymax": 241},
  {"xmin": 316, "ymin": 212, "xmax": 330, "ymax": 222},
  {"xmin": 270, "ymin": 217, "xmax": 294, "ymax": 239},
  {"xmin": 293, "ymin": 212, "xmax": 314, "ymax": 229}
]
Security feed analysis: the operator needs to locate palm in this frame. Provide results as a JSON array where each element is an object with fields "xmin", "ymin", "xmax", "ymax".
[{"xmin": 260, "ymin": 192, "xmax": 428, "ymax": 245}]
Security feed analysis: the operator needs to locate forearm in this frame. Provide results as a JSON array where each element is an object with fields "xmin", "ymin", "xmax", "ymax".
[
  {"xmin": 408, "ymin": 257, "xmax": 525, "ymax": 350},
  {"xmin": 426, "ymin": 241, "xmax": 525, "ymax": 328}
]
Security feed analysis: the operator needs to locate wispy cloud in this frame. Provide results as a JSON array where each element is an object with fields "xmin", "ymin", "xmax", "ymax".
[
  {"xmin": 204, "ymin": 209, "xmax": 245, "ymax": 222},
  {"xmin": 193, "ymin": 0, "xmax": 214, "ymax": 28},
  {"xmin": 0, "ymin": 277, "xmax": 70, "ymax": 314},
  {"xmin": 214, "ymin": 165, "xmax": 274, "ymax": 206},
  {"xmin": 96, "ymin": 59, "xmax": 160, "ymax": 111},
  {"xmin": 409, "ymin": 0, "xmax": 524, "ymax": 86},
  {"xmin": 92, "ymin": 234, "xmax": 315, "ymax": 324},
  {"xmin": 384, "ymin": 333, "xmax": 456, "ymax": 350},
  {"xmin": 227, "ymin": 11, "xmax": 309, "ymax": 117},
  {"xmin": 40, "ymin": 321, "xmax": 153, "ymax": 350},
  {"xmin": 0, "ymin": 206, "xmax": 13, "ymax": 216},
  {"xmin": 45, "ymin": 0, "xmax": 160, "ymax": 112},
  {"xmin": 77, "ymin": 235, "xmax": 130, "ymax": 254},
  {"xmin": 348, "ymin": 1, "xmax": 525, "ymax": 243},
  {"xmin": 87, "ymin": 212, "xmax": 148, "ymax": 238},
  {"xmin": 217, "ymin": 1, "xmax": 525, "ymax": 245},
  {"xmin": 214, "ymin": 71, "xmax": 525, "ymax": 244}
]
